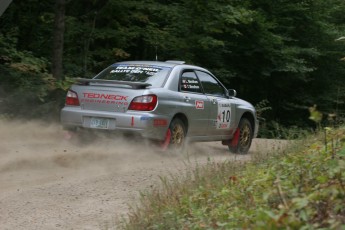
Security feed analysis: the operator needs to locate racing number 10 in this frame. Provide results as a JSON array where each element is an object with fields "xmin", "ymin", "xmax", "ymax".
[
  {"xmin": 217, "ymin": 103, "xmax": 231, "ymax": 129},
  {"xmin": 221, "ymin": 109, "xmax": 231, "ymax": 122}
]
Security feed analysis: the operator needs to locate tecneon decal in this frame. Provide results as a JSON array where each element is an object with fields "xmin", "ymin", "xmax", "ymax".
[
  {"xmin": 195, "ymin": 100, "xmax": 204, "ymax": 109},
  {"xmin": 83, "ymin": 92, "xmax": 128, "ymax": 101}
]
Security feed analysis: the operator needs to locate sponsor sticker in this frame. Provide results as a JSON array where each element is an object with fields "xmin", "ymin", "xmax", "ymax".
[
  {"xmin": 140, "ymin": 116, "xmax": 153, "ymax": 121},
  {"xmin": 81, "ymin": 92, "xmax": 129, "ymax": 105},
  {"xmin": 110, "ymin": 65, "xmax": 162, "ymax": 76},
  {"xmin": 195, "ymin": 100, "xmax": 204, "ymax": 109},
  {"xmin": 80, "ymin": 99, "xmax": 128, "ymax": 105},
  {"xmin": 83, "ymin": 92, "xmax": 128, "ymax": 101}
]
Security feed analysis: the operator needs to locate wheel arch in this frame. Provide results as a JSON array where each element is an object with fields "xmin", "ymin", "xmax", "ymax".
[
  {"xmin": 171, "ymin": 113, "xmax": 189, "ymax": 133},
  {"xmin": 240, "ymin": 111, "xmax": 255, "ymax": 136}
]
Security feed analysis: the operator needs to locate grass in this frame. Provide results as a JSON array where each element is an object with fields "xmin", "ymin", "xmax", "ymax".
[{"xmin": 118, "ymin": 127, "xmax": 345, "ymax": 229}]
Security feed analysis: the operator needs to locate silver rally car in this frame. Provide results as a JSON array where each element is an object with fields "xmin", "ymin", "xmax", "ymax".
[{"xmin": 61, "ymin": 60, "xmax": 258, "ymax": 154}]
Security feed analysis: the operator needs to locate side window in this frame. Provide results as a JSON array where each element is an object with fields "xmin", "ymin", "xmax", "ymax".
[
  {"xmin": 196, "ymin": 71, "xmax": 226, "ymax": 97},
  {"xmin": 180, "ymin": 71, "xmax": 202, "ymax": 93}
]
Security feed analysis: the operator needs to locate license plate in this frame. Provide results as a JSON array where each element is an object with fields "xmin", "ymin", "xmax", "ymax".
[{"xmin": 90, "ymin": 118, "xmax": 109, "ymax": 129}]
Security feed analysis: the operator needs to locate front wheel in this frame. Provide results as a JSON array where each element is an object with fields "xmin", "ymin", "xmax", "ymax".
[{"xmin": 228, "ymin": 118, "xmax": 253, "ymax": 154}]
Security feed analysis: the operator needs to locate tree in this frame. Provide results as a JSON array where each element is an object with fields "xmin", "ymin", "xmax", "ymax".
[
  {"xmin": 52, "ymin": 0, "xmax": 65, "ymax": 80},
  {"xmin": 0, "ymin": 0, "xmax": 345, "ymax": 125}
]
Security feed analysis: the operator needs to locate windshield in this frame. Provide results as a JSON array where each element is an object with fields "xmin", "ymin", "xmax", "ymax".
[{"xmin": 94, "ymin": 64, "xmax": 171, "ymax": 87}]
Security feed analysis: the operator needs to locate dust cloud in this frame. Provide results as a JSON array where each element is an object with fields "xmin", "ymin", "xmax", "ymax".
[
  {"xmin": 0, "ymin": 120, "xmax": 184, "ymax": 192},
  {"xmin": 0, "ymin": 120, "xmax": 286, "ymax": 229},
  {"xmin": 0, "ymin": 119, "xmax": 238, "ymax": 229}
]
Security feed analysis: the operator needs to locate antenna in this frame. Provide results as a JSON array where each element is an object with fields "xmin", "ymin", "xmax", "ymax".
[{"xmin": 155, "ymin": 44, "xmax": 158, "ymax": 61}]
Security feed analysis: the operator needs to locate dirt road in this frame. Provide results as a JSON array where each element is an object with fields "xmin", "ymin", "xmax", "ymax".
[{"xmin": 0, "ymin": 120, "xmax": 285, "ymax": 229}]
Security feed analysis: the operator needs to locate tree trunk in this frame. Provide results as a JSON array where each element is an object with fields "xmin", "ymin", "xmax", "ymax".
[{"xmin": 52, "ymin": 0, "xmax": 65, "ymax": 80}]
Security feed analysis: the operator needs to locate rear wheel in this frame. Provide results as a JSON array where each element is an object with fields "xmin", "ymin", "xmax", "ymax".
[
  {"xmin": 228, "ymin": 118, "xmax": 253, "ymax": 154},
  {"xmin": 161, "ymin": 118, "xmax": 186, "ymax": 151}
]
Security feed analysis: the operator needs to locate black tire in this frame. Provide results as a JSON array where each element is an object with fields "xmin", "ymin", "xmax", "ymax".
[
  {"xmin": 168, "ymin": 118, "xmax": 186, "ymax": 150},
  {"xmin": 228, "ymin": 118, "xmax": 253, "ymax": 154}
]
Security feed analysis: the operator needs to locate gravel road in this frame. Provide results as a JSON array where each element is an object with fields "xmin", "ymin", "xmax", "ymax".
[{"xmin": 0, "ymin": 120, "xmax": 287, "ymax": 230}]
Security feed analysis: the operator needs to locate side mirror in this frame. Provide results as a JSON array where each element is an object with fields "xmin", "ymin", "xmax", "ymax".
[{"xmin": 227, "ymin": 89, "xmax": 237, "ymax": 97}]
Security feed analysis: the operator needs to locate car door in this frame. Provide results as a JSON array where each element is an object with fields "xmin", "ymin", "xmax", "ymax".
[
  {"xmin": 179, "ymin": 70, "xmax": 211, "ymax": 136},
  {"xmin": 195, "ymin": 70, "xmax": 235, "ymax": 136}
]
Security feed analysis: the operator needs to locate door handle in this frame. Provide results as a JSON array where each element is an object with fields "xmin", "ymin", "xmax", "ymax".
[{"xmin": 184, "ymin": 96, "xmax": 191, "ymax": 102}]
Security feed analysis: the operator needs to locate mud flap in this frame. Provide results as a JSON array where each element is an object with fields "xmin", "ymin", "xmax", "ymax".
[
  {"xmin": 160, "ymin": 129, "xmax": 171, "ymax": 151},
  {"xmin": 222, "ymin": 128, "xmax": 240, "ymax": 146},
  {"xmin": 230, "ymin": 128, "xmax": 240, "ymax": 147}
]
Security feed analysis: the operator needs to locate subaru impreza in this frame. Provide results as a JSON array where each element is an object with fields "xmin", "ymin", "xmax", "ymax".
[{"xmin": 61, "ymin": 60, "xmax": 258, "ymax": 154}]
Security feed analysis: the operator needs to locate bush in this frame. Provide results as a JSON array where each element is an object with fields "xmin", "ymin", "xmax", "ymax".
[{"xmin": 120, "ymin": 127, "xmax": 345, "ymax": 229}]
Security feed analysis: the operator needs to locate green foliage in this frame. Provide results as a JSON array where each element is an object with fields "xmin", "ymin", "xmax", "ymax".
[
  {"xmin": 121, "ymin": 127, "xmax": 345, "ymax": 229},
  {"xmin": 55, "ymin": 77, "xmax": 76, "ymax": 91},
  {"xmin": 0, "ymin": 31, "xmax": 65, "ymax": 119},
  {"xmin": 255, "ymin": 99, "xmax": 272, "ymax": 121},
  {"xmin": 258, "ymin": 121, "xmax": 310, "ymax": 139},
  {"xmin": 309, "ymin": 104, "xmax": 323, "ymax": 126},
  {"xmin": 1, "ymin": 0, "xmax": 345, "ymax": 124}
]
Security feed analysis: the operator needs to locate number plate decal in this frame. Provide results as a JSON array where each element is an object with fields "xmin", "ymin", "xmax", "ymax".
[
  {"xmin": 90, "ymin": 117, "xmax": 109, "ymax": 129},
  {"xmin": 217, "ymin": 102, "xmax": 231, "ymax": 129}
]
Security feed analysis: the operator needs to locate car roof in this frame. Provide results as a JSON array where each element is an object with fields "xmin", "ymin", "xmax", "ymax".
[
  {"xmin": 115, "ymin": 60, "xmax": 191, "ymax": 67},
  {"xmin": 114, "ymin": 60, "xmax": 210, "ymax": 72}
]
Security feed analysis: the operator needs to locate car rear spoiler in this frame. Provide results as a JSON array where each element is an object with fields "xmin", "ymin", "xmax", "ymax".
[{"xmin": 75, "ymin": 78, "xmax": 151, "ymax": 89}]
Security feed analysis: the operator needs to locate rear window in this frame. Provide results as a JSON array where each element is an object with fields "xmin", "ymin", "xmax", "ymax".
[{"xmin": 95, "ymin": 64, "xmax": 171, "ymax": 87}]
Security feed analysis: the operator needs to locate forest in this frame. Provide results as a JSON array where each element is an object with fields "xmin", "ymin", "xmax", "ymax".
[{"xmin": 1, "ymin": 0, "xmax": 345, "ymax": 137}]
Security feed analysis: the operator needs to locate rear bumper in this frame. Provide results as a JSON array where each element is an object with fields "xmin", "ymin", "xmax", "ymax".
[{"xmin": 60, "ymin": 106, "xmax": 170, "ymax": 140}]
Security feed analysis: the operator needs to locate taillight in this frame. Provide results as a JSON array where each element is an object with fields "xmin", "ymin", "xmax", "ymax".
[
  {"xmin": 65, "ymin": 90, "xmax": 80, "ymax": 106},
  {"xmin": 128, "ymin": 95, "xmax": 157, "ymax": 111}
]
